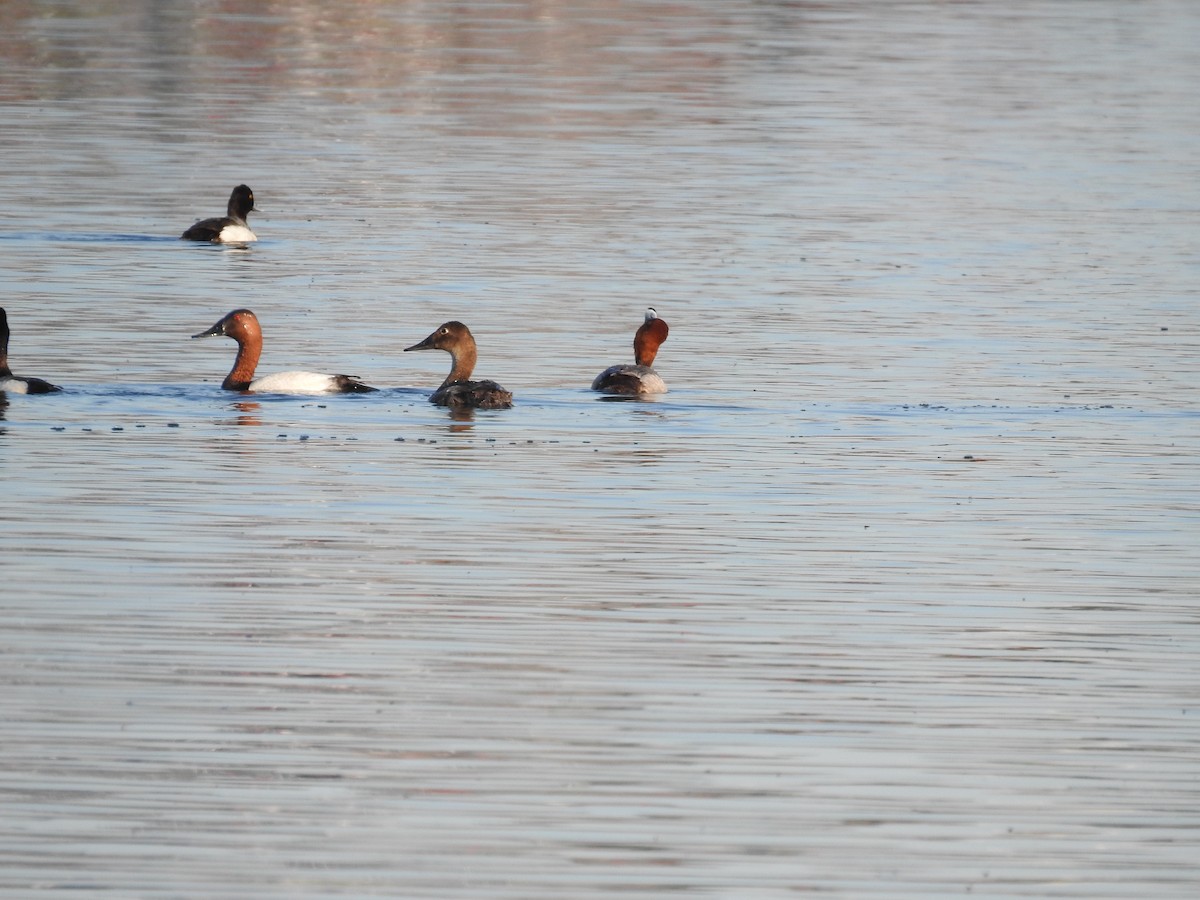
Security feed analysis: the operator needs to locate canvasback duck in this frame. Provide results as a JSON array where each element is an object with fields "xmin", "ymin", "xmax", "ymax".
[
  {"xmin": 0, "ymin": 307, "xmax": 62, "ymax": 394},
  {"xmin": 192, "ymin": 308, "xmax": 376, "ymax": 394},
  {"xmin": 181, "ymin": 184, "xmax": 258, "ymax": 243},
  {"xmin": 404, "ymin": 321, "xmax": 513, "ymax": 410},
  {"xmin": 592, "ymin": 307, "xmax": 669, "ymax": 395}
]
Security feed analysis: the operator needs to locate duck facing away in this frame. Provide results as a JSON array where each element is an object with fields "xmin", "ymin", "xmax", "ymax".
[
  {"xmin": 404, "ymin": 321, "xmax": 513, "ymax": 410},
  {"xmin": 0, "ymin": 307, "xmax": 62, "ymax": 394},
  {"xmin": 592, "ymin": 307, "xmax": 669, "ymax": 395},
  {"xmin": 181, "ymin": 184, "xmax": 258, "ymax": 243},
  {"xmin": 192, "ymin": 308, "xmax": 376, "ymax": 394}
]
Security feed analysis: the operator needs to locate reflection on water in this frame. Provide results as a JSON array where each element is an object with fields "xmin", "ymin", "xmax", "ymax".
[
  {"xmin": 0, "ymin": 233, "xmax": 178, "ymax": 243},
  {"xmin": 227, "ymin": 399, "xmax": 263, "ymax": 426},
  {"xmin": 1, "ymin": 1, "xmax": 1199, "ymax": 898}
]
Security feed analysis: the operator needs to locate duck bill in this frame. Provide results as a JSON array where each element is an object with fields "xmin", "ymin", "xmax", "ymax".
[
  {"xmin": 403, "ymin": 334, "xmax": 436, "ymax": 352},
  {"xmin": 191, "ymin": 321, "xmax": 224, "ymax": 339}
]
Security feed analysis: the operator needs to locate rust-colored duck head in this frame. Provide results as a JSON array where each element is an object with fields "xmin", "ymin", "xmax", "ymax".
[{"xmin": 633, "ymin": 307, "xmax": 668, "ymax": 367}]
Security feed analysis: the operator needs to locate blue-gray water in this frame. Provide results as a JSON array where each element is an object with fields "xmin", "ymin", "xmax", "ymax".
[{"xmin": 1, "ymin": 1, "xmax": 1198, "ymax": 897}]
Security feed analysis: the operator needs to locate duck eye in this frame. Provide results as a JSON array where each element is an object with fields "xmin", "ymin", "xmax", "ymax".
[{"xmin": 439, "ymin": 327, "xmax": 449, "ymax": 335}]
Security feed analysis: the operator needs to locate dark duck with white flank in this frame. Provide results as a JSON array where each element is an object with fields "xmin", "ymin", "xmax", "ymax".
[
  {"xmin": 0, "ymin": 307, "xmax": 62, "ymax": 394},
  {"xmin": 404, "ymin": 321, "xmax": 513, "ymax": 410},
  {"xmin": 591, "ymin": 307, "xmax": 669, "ymax": 395},
  {"xmin": 192, "ymin": 308, "xmax": 376, "ymax": 394},
  {"xmin": 181, "ymin": 184, "xmax": 258, "ymax": 243}
]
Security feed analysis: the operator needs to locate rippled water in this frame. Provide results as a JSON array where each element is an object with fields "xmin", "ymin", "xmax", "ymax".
[{"xmin": 2, "ymin": 1, "xmax": 1198, "ymax": 897}]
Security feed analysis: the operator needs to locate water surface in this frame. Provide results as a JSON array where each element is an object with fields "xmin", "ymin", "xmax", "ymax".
[{"xmin": 1, "ymin": 1, "xmax": 1198, "ymax": 897}]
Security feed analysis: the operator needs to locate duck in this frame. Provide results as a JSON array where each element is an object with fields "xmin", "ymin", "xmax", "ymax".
[
  {"xmin": 404, "ymin": 321, "xmax": 513, "ymax": 410},
  {"xmin": 181, "ymin": 184, "xmax": 258, "ymax": 243},
  {"xmin": 591, "ymin": 307, "xmax": 669, "ymax": 395},
  {"xmin": 192, "ymin": 308, "xmax": 376, "ymax": 394},
  {"xmin": 0, "ymin": 307, "xmax": 62, "ymax": 394}
]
